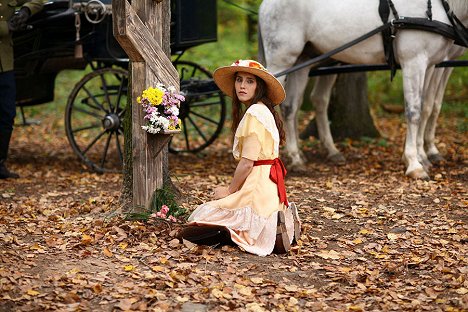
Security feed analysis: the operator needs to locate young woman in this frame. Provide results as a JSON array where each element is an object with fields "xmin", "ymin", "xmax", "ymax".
[{"xmin": 181, "ymin": 60, "xmax": 301, "ymax": 256}]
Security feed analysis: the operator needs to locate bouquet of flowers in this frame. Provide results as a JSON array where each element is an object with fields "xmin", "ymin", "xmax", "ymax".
[{"xmin": 138, "ymin": 83, "xmax": 185, "ymax": 134}]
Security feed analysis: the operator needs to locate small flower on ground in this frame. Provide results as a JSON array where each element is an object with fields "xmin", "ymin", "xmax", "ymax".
[{"xmin": 161, "ymin": 205, "xmax": 169, "ymax": 215}]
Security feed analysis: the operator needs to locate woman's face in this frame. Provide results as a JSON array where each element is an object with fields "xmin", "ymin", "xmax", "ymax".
[{"xmin": 235, "ymin": 72, "xmax": 257, "ymax": 104}]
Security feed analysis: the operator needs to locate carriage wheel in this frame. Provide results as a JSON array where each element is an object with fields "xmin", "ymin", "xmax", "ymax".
[
  {"xmin": 65, "ymin": 67, "xmax": 128, "ymax": 173},
  {"xmin": 170, "ymin": 61, "xmax": 226, "ymax": 153}
]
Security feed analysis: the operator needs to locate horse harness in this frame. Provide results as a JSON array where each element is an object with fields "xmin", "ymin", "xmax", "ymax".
[
  {"xmin": 274, "ymin": 0, "xmax": 468, "ymax": 79},
  {"xmin": 380, "ymin": 0, "xmax": 468, "ymax": 79}
]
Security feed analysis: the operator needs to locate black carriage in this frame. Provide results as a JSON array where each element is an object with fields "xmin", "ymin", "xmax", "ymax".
[{"xmin": 13, "ymin": 0, "xmax": 225, "ymax": 173}]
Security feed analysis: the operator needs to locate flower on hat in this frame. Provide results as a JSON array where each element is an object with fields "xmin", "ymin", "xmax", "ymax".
[
  {"xmin": 248, "ymin": 61, "xmax": 266, "ymax": 71},
  {"xmin": 231, "ymin": 59, "xmax": 268, "ymax": 72}
]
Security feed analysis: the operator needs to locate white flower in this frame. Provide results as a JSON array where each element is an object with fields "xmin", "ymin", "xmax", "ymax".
[
  {"xmin": 155, "ymin": 82, "xmax": 166, "ymax": 91},
  {"xmin": 168, "ymin": 86, "xmax": 176, "ymax": 93},
  {"xmin": 169, "ymin": 106, "xmax": 179, "ymax": 116}
]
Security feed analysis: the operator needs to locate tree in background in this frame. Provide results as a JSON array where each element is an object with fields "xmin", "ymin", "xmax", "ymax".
[{"xmin": 301, "ymin": 73, "xmax": 380, "ymax": 142}]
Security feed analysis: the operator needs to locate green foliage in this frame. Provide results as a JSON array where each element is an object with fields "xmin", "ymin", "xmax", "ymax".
[
  {"xmin": 125, "ymin": 186, "xmax": 187, "ymax": 221},
  {"xmin": 148, "ymin": 186, "xmax": 186, "ymax": 218},
  {"xmin": 177, "ymin": 0, "xmax": 261, "ymax": 71},
  {"xmin": 359, "ymin": 136, "xmax": 389, "ymax": 147}
]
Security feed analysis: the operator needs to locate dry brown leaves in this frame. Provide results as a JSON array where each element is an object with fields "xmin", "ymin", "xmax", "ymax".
[{"xmin": 0, "ymin": 114, "xmax": 466, "ymax": 311}]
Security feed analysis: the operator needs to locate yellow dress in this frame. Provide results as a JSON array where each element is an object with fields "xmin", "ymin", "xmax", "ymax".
[{"xmin": 188, "ymin": 103, "xmax": 295, "ymax": 256}]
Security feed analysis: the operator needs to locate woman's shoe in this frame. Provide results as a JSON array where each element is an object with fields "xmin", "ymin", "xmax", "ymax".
[
  {"xmin": 290, "ymin": 202, "xmax": 302, "ymax": 243},
  {"xmin": 273, "ymin": 211, "xmax": 291, "ymax": 254}
]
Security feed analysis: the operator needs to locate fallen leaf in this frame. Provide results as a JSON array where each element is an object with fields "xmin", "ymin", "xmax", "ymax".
[
  {"xmin": 27, "ymin": 290, "xmax": 40, "ymax": 296},
  {"xmin": 124, "ymin": 265, "xmax": 135, "ymax": 272}
]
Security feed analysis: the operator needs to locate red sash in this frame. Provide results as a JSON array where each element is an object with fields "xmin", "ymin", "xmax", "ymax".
[{"xmin": 253, "ymin": 158, "xmax": 288, "ymax": 206}]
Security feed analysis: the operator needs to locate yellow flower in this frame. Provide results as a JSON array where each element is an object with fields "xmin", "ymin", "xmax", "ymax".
[
  {"xmin": 137, "ymin": 96, "xmax": 141, "ymax": 104},
  {"xmin": 168, "ymin": 120, "xmax": 181, "ymax": 131},
  {"xmin": 142, "ymin": 87, "xmax": 164, "ymax": 106}
]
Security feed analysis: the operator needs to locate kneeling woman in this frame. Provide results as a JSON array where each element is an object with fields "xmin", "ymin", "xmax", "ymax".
[{"xmin": 182, "ymin": 60, "xmax": 300, "ymax": 256}]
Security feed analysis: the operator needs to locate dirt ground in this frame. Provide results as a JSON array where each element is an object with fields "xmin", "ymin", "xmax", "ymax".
[{"xmin": 0, "ymin": 114, "xmax": 466, "ymax": 311}]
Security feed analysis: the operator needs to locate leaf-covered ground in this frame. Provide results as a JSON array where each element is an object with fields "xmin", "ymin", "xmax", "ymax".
[{"xmin": 0, "ymin": 113, "xmax": 466, "ymax": 312}]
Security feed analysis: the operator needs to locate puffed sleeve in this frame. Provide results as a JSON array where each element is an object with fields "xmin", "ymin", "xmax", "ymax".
[
  {"xmin": 240, "ymin": 133, "xmax": 261, "ymax": 161},
  {"xmin": 233, "ymin": 113, "xmax": 266, "ymax": 160}
]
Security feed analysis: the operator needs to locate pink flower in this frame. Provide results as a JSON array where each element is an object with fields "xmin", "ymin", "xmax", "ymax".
[
  {"xmin": 168, "ymin": 215, "xmax": 177, "ymax": 222},
  {"xmin": 161, "ymin": 205, "xmax": 169, "ymax": 214}
]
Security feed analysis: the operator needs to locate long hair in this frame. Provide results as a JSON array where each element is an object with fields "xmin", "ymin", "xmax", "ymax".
[{"xmin": 231, "ymin": 75, "xmax": 286, "ymax": 145}]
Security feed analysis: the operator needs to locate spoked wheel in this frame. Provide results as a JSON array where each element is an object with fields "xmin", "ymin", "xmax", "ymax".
[
  {"xmin": 170, "ymin": 61, "xmax": 226, "ymax": 153},
  {"xmin": 65, "ymin": 67, "xmax": 128, "ymax": 173}
]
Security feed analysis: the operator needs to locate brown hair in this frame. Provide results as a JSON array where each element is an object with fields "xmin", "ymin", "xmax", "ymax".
[{"xmin": 231, "ymin": 74, "xmax": 286, "ymax": 145}]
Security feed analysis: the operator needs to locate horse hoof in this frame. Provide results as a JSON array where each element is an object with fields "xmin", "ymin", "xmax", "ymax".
[
  {"xmin": 406, "ymin": 168, "xmax": 430, "ymax": 180},
  {"xmin": 422, "ymin": 159, "xmax": 432, "ymax": 173},
  {"xmin": 428, "ymin": 153, "xmax": 446, "ymax": 165},
  {"xmin": 327, "ymin": 153, "xmax": 346, "ymax": 165}
]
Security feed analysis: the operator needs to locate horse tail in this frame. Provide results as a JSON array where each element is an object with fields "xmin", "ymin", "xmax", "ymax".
[{"xmin": 257, "ymin": 23, "xmax": 266, "ymax": 66}]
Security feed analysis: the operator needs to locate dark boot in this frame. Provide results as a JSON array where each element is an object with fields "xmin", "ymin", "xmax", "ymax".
[
  {"xmin": 0, "ymin": 129, "xmax": 19, "ymax": 179},
  {"xmin": 178, "ymin": 224, "xmax": 234, "ymax": 247}
]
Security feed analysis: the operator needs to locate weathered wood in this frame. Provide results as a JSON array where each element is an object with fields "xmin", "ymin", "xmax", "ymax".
[
  {"xmin": 161, "ymin": 1, "xmax": 172, "ymax": 188},
  {"xmin": 114, "ymin": 1, "xmax": 178, "ymax": 89},
  {"xmin": 112, "ymin": 0, "xmax": 144, "ymax": 62},
  {"xmin": 131, "ymin": 62, "xmax": 150, "ymax": 207},
  {"xmin": 121, "ymin": 63, "xmax": 132, "ymax": 208},
  {"xmin": 113, "ymin": 0, "xmax": 179, "ymax": 208}
]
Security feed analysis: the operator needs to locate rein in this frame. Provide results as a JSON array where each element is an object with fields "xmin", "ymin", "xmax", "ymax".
[
  {"xmin": 274, "ymin": 24, "xmax": 391, "ymax": 78},
  {"xmin": 442, "ymin": 0, "xmax": 468, "ymax": 46}
]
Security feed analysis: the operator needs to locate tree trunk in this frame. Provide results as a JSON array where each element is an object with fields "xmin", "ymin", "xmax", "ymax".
[{"xmin": 301, "ymin": 72, "xmax": 380, "ymax": 141}]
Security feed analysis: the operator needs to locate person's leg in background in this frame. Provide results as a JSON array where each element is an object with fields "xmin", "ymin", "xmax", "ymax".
[{"xmin": 0, "ymin": 70, "xmax": 20, "ymax": 179}]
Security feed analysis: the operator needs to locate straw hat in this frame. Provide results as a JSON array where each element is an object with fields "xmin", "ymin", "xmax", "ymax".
[{"xmin": 213, "ymin": 60, "xmax": 286, "ymax": 105}]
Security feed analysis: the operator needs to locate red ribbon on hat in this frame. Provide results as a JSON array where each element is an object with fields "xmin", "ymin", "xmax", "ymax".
[{"xmin": 253, "ymin": 158, "xmax": 288, "ymax": 206}]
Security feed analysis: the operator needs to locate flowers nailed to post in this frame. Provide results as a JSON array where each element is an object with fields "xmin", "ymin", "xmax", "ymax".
[{"xmin": 138, "ymin": 84, "xmax": 185, "ymax": 134}]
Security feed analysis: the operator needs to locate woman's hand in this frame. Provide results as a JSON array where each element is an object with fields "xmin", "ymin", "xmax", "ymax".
[
  {"xmin": 212, "ymin": 158, "xmax": 254, "ymax": 200},
  {"xmin": 213, "ymin": 186, "xmax": 231, "ymax": 199}
]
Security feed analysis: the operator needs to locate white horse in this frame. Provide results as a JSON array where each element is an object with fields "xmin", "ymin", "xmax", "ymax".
[
  {"xmin": 419, "ymin": 45, "xmax": 466, "ymax": 167},
  {"xmin": 259, "ymin": 0, "xmax": 467, "ymax": 179}
]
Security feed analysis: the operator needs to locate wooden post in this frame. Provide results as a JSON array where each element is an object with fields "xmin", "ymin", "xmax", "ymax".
[{"xmin": 113, "ymin": 0, "xmax": 179, "ymax": 208}]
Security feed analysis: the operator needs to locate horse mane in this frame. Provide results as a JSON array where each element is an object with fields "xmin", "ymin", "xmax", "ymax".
[{"xmin": 446, "ymin": 0, "xmax": 468, "ymax": 15}]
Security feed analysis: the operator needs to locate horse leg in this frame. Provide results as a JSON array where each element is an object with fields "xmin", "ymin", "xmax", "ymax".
[
  {"xmin": 280, "ymin": 65, "xmax": 312, "ymax": 171},
  {"xmin": 401, "ymin": 60, "xmax": 430, "ymax": 180},
  {"xmin": 310, "ymin": 75, "xmax": 344, "ymax": 163},
  {"xmin": 261, "ymin": 41, "xmax": 310, "ymax": 170},
  {"xmin": 425, "ymin": 67, "xmax": 453, "ymax": 164},
  {"xmin": 417, "ymin": 66, "xmax": 437, "ymax": 171}
]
